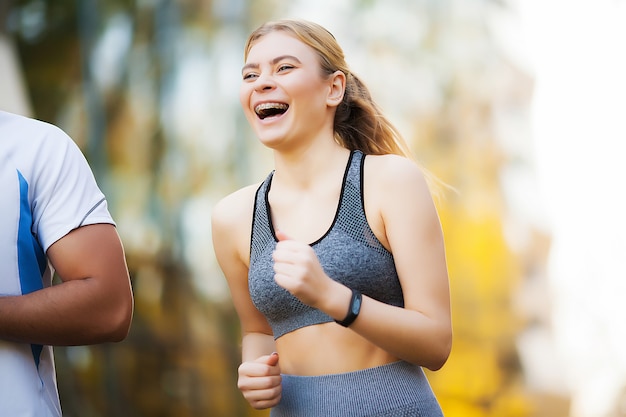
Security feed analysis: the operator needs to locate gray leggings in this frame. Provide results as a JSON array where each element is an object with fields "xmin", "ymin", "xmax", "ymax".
[{"xmin": 270, "ymin": 361, "xmax": 444, "ymax": 417}]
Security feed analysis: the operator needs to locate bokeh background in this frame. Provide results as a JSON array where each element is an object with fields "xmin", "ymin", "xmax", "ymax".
[{"xmin": 1, "ymin": 0, "xmax": 625, "ymax": 416}]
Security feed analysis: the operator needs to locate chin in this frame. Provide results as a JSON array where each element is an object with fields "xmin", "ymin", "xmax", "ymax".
[{"xmin": 255, "ymin": 128, "xmax": 291, "ymax": 147}]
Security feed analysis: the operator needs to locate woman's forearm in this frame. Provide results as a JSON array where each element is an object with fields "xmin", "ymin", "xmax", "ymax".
[{"xmin": 241, "ymin": 332, "xmax": 277, "ymax": 362}]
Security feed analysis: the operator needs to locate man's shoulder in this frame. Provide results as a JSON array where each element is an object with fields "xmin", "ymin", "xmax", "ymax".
[{"xmin": 0, "ymin": 111, "xmax": 72, "ymax": 146}]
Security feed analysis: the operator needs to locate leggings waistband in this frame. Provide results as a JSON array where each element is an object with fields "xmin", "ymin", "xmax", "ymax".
[{"xmin": 271, "ymin": 361, "xmax": 443, "ymax": 417}]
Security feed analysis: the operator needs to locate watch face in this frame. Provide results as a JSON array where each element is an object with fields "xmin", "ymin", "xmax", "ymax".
[{"xmin": 352, "ymin": 295, "xmax": 361, "ymax": 314}]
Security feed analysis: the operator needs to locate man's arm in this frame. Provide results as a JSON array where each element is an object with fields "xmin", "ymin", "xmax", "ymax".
[{"xmin": 0, "ymin": 223, "xmax": 134, "ymax": 345}]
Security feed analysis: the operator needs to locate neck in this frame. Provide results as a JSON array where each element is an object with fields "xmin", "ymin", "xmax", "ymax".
[{"xmin": 272, "ymin": 140, "xmax": 350, "ymax": 189}]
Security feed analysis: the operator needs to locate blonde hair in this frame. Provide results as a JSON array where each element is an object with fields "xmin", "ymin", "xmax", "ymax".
[{"xmin": 244, "ymin": 19, "xmax": 413, "ymax": 157}]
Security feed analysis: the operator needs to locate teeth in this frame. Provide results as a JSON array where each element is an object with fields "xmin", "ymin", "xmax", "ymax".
[{"xmin": 255, "ymin": 102, "xmax": 288, "ymax": 114}]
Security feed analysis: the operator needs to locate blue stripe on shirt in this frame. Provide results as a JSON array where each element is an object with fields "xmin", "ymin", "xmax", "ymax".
[{"xmin": 16, "ymin": 170, "xmax": 45, "ymax": 368}]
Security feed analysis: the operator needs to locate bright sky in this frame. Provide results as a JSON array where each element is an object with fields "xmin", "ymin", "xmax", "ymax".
[{"xmin": 516, "ymin": 1, "xmax": 626, "ymax": 416}]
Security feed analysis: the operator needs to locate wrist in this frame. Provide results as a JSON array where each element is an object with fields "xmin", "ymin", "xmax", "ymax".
[
  {"xmin": 334, "ymin": 288, "xmax": 362, "ymax": 327},
  {"xmin": 322, "ymin": 282, "xmax": 352, "ymax": 320}
]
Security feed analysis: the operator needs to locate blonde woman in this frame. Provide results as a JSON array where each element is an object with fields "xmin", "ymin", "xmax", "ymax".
[{"xmin": 212, "ymin": 19, "xmax": 451, "ymax": 416}]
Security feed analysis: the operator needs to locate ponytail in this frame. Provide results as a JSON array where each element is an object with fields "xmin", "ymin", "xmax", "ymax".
[{"xmin": 334, "ymin": 72, "xmax": 412, "ymax": 157}]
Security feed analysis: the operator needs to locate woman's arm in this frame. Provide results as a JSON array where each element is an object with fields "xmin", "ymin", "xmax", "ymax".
[
  {"xmin": 211, "ymin": 185, "xmax": 275, "ymax": 353},
  {"xmin": 212, "ymin": 187, "xmax": 282, "ymax": 409},
  {"xmin": 343, "ymin": 154, "xmax": 452, "ymax": 370}
]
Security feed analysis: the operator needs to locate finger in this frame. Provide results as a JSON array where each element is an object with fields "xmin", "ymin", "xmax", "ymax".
[
  {"xmin": 252, "ymin": 354, "xmax": 272, "ymax": 364},
  {"xmin": 272, "ymin": 245, "xmax": 298, "ymax": 265},
  {"xmin": 240, "ymin": 359, "xmax": 280, "ymax": 377},
  {"xmin": 238, "ymin": 374, "xmax": 282, "ymax": 391},
  {"xmin": 266, "ymin": 351, "xmax": 279, "ymax": 367},
  {"xmin": 244, "ymin": 385, "xmax": 282, "ymax": 410},
  {"xmin": 273, "ymin": 240, "xmax": 307, "ymax": 262},
  {"xmin": 250, "ymin": 397, "xmax": 282, "ymax": 410},
  {"xmin": 275, "ymin": 229, "xmax": 291, "ymax": 241}
]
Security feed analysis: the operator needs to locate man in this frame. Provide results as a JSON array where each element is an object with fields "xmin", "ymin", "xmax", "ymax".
[{"xmin": 0, "ymin": 110, "xmax": 134, "ymax": 416}]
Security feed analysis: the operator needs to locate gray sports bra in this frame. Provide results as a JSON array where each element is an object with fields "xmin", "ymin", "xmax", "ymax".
[{"xmin": 248, "ymin": 150, "xmax": 404, "ymax": 339}]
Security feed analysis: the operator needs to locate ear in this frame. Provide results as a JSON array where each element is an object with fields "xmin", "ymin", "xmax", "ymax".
[{"xmin": 326, "ymin": 70, "xmax": 346, "ymax": 108}]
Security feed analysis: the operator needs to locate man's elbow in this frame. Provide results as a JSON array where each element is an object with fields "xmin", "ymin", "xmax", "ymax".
[
  {"xmin": 96, "ymin": 296, "xmax": 134, "ymax": 343},
  {"xmin": 108, "ymin": 307, "xmax": 133, "ymax": 342}
]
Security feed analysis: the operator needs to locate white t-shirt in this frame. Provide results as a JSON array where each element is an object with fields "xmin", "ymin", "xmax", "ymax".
[{"xmin": 0, "ymin": 111, "xmax": 115, "ymax": 416}]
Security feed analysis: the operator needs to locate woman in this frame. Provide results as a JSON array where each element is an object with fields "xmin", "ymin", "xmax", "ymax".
[{"xmin": 212, "ymin": 19, "xmax": 452, "ymax": 416}]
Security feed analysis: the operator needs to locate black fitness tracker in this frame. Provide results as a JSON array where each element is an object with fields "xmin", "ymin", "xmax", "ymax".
[{"xmin": 335, "ymin": 289, "xmax": 362, "ymax": 327}]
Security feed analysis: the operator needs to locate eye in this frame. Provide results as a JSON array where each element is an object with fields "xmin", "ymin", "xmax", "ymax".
[
  {"xmin": 242, "ymin": 72, "xmax": 258, "ymax": 81},
  {"xmin": 277, "ymin": 64, "xmax": 294, "ymax": 72}
]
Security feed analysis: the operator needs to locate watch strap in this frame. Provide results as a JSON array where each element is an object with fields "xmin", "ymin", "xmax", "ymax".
[{"xmin": 335, "ymin": 289, "xmax": 362, "ymax": 327}]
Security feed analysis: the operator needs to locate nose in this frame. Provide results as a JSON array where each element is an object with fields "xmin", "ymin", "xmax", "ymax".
[{"xmin": 254, "ymin": 73, "xmax": 275, "ymax": 92}]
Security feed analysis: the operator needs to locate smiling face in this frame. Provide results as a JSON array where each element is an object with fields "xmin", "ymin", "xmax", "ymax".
[{"xmin": 239, "ymin": 31, "xmax": 344, "ymax": 152}]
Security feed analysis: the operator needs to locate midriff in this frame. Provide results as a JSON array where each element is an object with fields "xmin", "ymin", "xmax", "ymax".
[{"xmin": 275, "ymin": 322, "xmax": 399, "ymax": 376}]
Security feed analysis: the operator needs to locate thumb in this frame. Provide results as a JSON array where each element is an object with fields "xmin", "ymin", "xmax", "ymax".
[
  {"xmin": 267, "ymin": 351, "xmax": 279, "ymax": 366},
  {"xmin": 275, "ymin": 229, "xmax": 291, "ymax": 242}
]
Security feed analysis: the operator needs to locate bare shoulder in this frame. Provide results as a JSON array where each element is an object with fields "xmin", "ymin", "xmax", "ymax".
[
  {"xmin": 363, "ymin": 154, "xmax": 430, "ymax": 196},
  {"xmin": 211, "ymin": 183, "xmax": 261, "ymax": 259},
  {"xmin": 361, "ymin": 154, "xmax": 437, "ymax": 249},
  {"xmin": 212, "ymin": 183, "xmax": 260, "ymax": 228}
]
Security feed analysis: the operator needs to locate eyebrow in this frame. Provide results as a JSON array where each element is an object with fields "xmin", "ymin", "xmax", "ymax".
[{"xmin": 241, "ymin": 55, "xmax": 302, "ymax": 74}]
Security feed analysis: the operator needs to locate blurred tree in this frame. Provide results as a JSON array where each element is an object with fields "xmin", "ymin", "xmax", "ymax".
[
  {"xmin": 4, "ymin": 0, "xmax": 250, "ymax": 415},
  {"xmin": 0, "ymin": 0, "xmax": 32, "ymax": 115},
  {"xmin": 2, "ymin": 0, "xmax": 556, "ymax": 416}
]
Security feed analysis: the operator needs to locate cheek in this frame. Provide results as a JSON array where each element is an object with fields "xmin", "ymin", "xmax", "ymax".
[
  {"xmin": 290, "ymin": 79, "xmax": 329, "ymax": 108},
  {"xmin": 239, "ymin": 86, "xmax": 257, "ymax": 122},
  {"xmin": 238, "ymin": 85, "xmax": 249, "ymax": 109}
]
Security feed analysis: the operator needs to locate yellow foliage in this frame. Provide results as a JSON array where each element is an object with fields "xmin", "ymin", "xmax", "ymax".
[
  {"xmin": 429, "ymin": 340, "xmax": 503, "ymax": 401},
  {"xmin": 426, "ymin": 190, "xmax": 530, "ymax": 416},
  {"xmin": 440, "ymin": 399, "xmax": 487, "ymax": 417},
  {"xmin": 490, "ymin": 389, "xmax": 534, "ymax": 417}
]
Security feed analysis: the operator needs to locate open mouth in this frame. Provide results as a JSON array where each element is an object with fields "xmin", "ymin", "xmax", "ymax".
[{"xmin": 255, "ymin": 102, "xmax": 289, "ymax": 120}]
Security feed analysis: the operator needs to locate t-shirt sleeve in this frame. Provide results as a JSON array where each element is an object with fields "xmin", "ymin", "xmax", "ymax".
[{"xmin": 31, "ymin": 124, "xmax": 115, "ymax": 252}]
